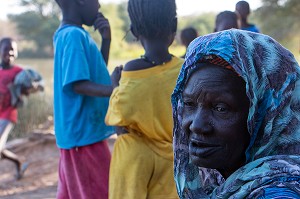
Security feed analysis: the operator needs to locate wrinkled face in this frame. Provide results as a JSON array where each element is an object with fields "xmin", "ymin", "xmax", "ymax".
[
  {"xmin": 81, "ymin": 0, "xmax": 100, "ymax": 26},
  {"xmin": 182, "ymin": 64, "xmax": 250, "ymax": 175},
  {"xmin": 0, "ymin": 40, "xmax": 18, "ymax": 66}
]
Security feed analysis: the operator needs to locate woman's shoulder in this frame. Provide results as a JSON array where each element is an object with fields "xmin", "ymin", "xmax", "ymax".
[
  {"xmin": 124, "ymin": 56, "xmax": 183, "ymax": 72},
  {"xmin": 124, "ymin": 59, "xmax": 153, "ymax": 71},
  {"xmin": 256, "ymin": 186, "xmax": 300, "ymax": 198}
]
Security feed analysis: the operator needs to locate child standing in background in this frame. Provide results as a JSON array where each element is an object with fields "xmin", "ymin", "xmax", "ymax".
[
  {"xmin": 0, "ymin": 37, "xmax": 28, "ymax": 180},
  {"xmin": 180, "ymin": 27, "xmax": 198, "ymax": 58},
  {"xmin": 214, "ymin": 10, "xmax": 239, "ymax": 32},
  {"xmin": 105, "ymin": 0, "xmax": 183, "ymax": 198},
  {"xmin": 53, "ymin": 0, "xmax": 117, "ymax": 198},
  {"xmin": 235, "ymin": 0, "xmax": 260, "ymax": 33}
]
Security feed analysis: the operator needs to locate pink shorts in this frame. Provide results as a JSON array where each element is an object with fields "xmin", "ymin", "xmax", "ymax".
[{"xmin": 56, "ymin": 141, "xmax": 111, "ymax": 199}]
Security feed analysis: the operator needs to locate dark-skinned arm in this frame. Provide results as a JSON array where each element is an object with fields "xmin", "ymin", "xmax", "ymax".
[
  {"xmin": 73, "ymin": 80, "xmax": 113, "ymax": 97},
  {"xmin": 94, "ymin": 12, "xmax": 111, "ymax": 65},
  {"xmin": 101, "ymin": 38, "xmax": 111, "ymax": 65}
]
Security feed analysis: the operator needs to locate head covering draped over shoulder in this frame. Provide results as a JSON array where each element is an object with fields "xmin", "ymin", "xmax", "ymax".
[{"xmin": 172, "ymin": 29, "xmax": 300, "ymax": 198}]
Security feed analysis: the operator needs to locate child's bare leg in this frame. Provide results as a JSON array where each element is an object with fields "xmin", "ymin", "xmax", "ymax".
[
  {"xmin": 1, "ymin": 149, "xmax": 24, "ymax": 179},
  {"xmin": 2, "ymin": 149, "xmax": 21, "ymax": 169}
]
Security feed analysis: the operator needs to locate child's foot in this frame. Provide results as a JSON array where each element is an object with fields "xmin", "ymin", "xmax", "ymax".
[{"xmin": 15, "ymin": 162, "xmax": 29, "ymax": 180}]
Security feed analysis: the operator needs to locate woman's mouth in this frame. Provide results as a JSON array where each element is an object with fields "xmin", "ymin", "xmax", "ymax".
[{"xmin": 189, "ymin": 138, "xmax": 221, "ymax": 158}]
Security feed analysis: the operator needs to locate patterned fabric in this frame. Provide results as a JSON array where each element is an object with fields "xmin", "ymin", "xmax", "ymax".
[
  {"xmin": 171, "ymin": 29, "xmax": 300, "ymax": 198},
  {"xmin": 9, "ymin": 69, "xmax": 44, "ymax": 107}
]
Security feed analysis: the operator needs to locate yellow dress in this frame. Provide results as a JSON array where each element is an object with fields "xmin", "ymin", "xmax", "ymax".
[{"xmin": 105, "ymin": 57, "xmax": 183, "ymax": 199}]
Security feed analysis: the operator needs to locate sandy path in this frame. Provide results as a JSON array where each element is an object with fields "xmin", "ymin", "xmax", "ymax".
[{"xmin": 0, "ymin": 131, "xmax": 116, "ymax": 199}]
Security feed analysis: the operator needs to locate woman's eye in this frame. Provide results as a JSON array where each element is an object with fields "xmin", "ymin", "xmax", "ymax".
[
  {"xmin": 213, "ymin": 104, "xmax": 228, "ymax": 113},
  {"xmin": 183, "ymin": 100, "xmax": 195, "ymax": 107}
]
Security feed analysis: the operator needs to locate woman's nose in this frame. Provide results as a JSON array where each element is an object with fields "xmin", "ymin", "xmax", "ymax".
[{"xmin": 189, "ymin": 108, "xmax": 212, "ymax": 134}]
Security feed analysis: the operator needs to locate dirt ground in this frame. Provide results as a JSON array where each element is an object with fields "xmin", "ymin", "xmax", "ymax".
[{"xmin": 0, "ymin": 122, "xmax": 116, "ymax": 199}]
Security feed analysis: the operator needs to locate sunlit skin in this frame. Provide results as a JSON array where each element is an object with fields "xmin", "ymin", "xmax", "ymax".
[
  {"xmin": 0, "ymin": 40, "xmax": 18, "ymax": 69},
  {"xmin": 182, "ymin": 64, "xmax": 250, "ymax": 179},
  {"xmin": 60, "ymin": 0, "xmax": 100, "ymax": 27}
]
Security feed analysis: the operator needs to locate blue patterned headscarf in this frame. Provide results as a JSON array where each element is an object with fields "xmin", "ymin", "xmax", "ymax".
[{"xmin": 172, "ymin": 29, "xmax": 300, "ymax": 198}]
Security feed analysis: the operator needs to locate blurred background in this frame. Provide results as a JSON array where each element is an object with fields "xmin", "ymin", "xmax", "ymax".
[{"xmin": 0, "ymin": 0, "xmax": 299, "ymax": 139}]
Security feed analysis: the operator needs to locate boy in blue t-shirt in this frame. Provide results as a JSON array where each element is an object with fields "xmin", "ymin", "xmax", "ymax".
[
  {"xmin": 235, "ymin": 1, "xmax": 260, "ymax": 33},
  {"xmin": 53, "ymin": 0, "xmax": 120, "ymax": 198}
]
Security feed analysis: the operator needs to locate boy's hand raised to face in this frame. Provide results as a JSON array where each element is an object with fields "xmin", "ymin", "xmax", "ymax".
[{"xmin": 94, "ymin": 12, "xmax": 111, "ymax": 40}]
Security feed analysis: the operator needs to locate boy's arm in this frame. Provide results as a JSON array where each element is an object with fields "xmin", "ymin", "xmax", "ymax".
[
  {"xmin": 94, "ymin": 12, "xmax": 111, "ymax": 65},
  {"xmin": 73, "ymin": 80, "xmax": 112, "ymax": 97}
]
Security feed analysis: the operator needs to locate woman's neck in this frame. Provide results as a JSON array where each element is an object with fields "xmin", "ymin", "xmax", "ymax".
[
  {"xmin": 218, "ymin": 157, "xmax": 246, "ymax": 179},
  {"xmin": 142, "ymin": 40, "xmax": 171, "ymax": 64}
]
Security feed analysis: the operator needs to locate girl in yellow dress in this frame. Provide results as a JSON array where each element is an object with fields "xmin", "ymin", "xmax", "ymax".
[{"xmin": 106, "ymin": 0, "xmax": 183, "ymax": 198}]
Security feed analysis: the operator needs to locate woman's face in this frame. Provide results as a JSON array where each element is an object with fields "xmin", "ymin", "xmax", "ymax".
[{"xmin": 182, "ymin": 64, "xmax": 250, "ymax": 177}]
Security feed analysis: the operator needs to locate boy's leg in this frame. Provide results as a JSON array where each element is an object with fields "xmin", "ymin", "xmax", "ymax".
[
  {"xmin": 0, "ymin": 120, "xmax": 28, "ymax": 180},
  {"xmin": 57, "ymin": 140, "xmax": 111, "ymax": 199},
  {"xmin": 1, "ymin": 149, "xmax": 21, "ymax": 171},
  {"xmin": 1, "ymin": 149, "xmax": 28, "ymax": 180},
  {"xmin": 0, "ymin": 119, "xmax": 14, "ymax": 152},
  {"xmin": 0, "ymin": 120, "xmax": 18, "ymax": 168}
]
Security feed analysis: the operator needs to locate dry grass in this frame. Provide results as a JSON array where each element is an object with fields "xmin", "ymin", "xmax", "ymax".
[{"xmin": 10, "ymin": 59, "xmax": 54, "ymax": 139}]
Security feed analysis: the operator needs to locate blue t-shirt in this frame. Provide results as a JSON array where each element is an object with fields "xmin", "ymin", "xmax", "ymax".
[
  {"xmin": 242, "ymin": 24, "xmax": 260, "ymax": 33},
  {"xmin": 53, "ymin": 25, "xmax": 114, "ymax": 149}
]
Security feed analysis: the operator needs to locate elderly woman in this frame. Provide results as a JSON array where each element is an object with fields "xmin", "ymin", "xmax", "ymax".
[{"xmin": 172, "ymin": 29, "xmax": 300, "ymax": 198}]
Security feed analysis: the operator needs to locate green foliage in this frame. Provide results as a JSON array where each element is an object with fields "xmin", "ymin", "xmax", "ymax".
[
  {"xmin": 178, "ymin": 12, "xmax": 216, "ymax": 36},
  {"xmin": 9, "ymin": 12, "xmax": 60, "ymax": 57},
  {"xmin": 8, "ymin": 0, "xmax": 60, "ymax": 57},
  {"xmin": 9, "ymin": 1, "xmax": 299, "ymax": 61},
  {"xmin": 255, "ymin": 0, "xmax": 300, "ymax": 52}
]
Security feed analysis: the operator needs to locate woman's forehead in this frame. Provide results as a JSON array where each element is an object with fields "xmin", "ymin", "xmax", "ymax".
[
  {"xmin": 187, "ymin": 64, "xmax": 240, "ymax": 84},
  {"xmin": 183, "ymin": 64, "xmax": 245, "ymax": 95}
]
